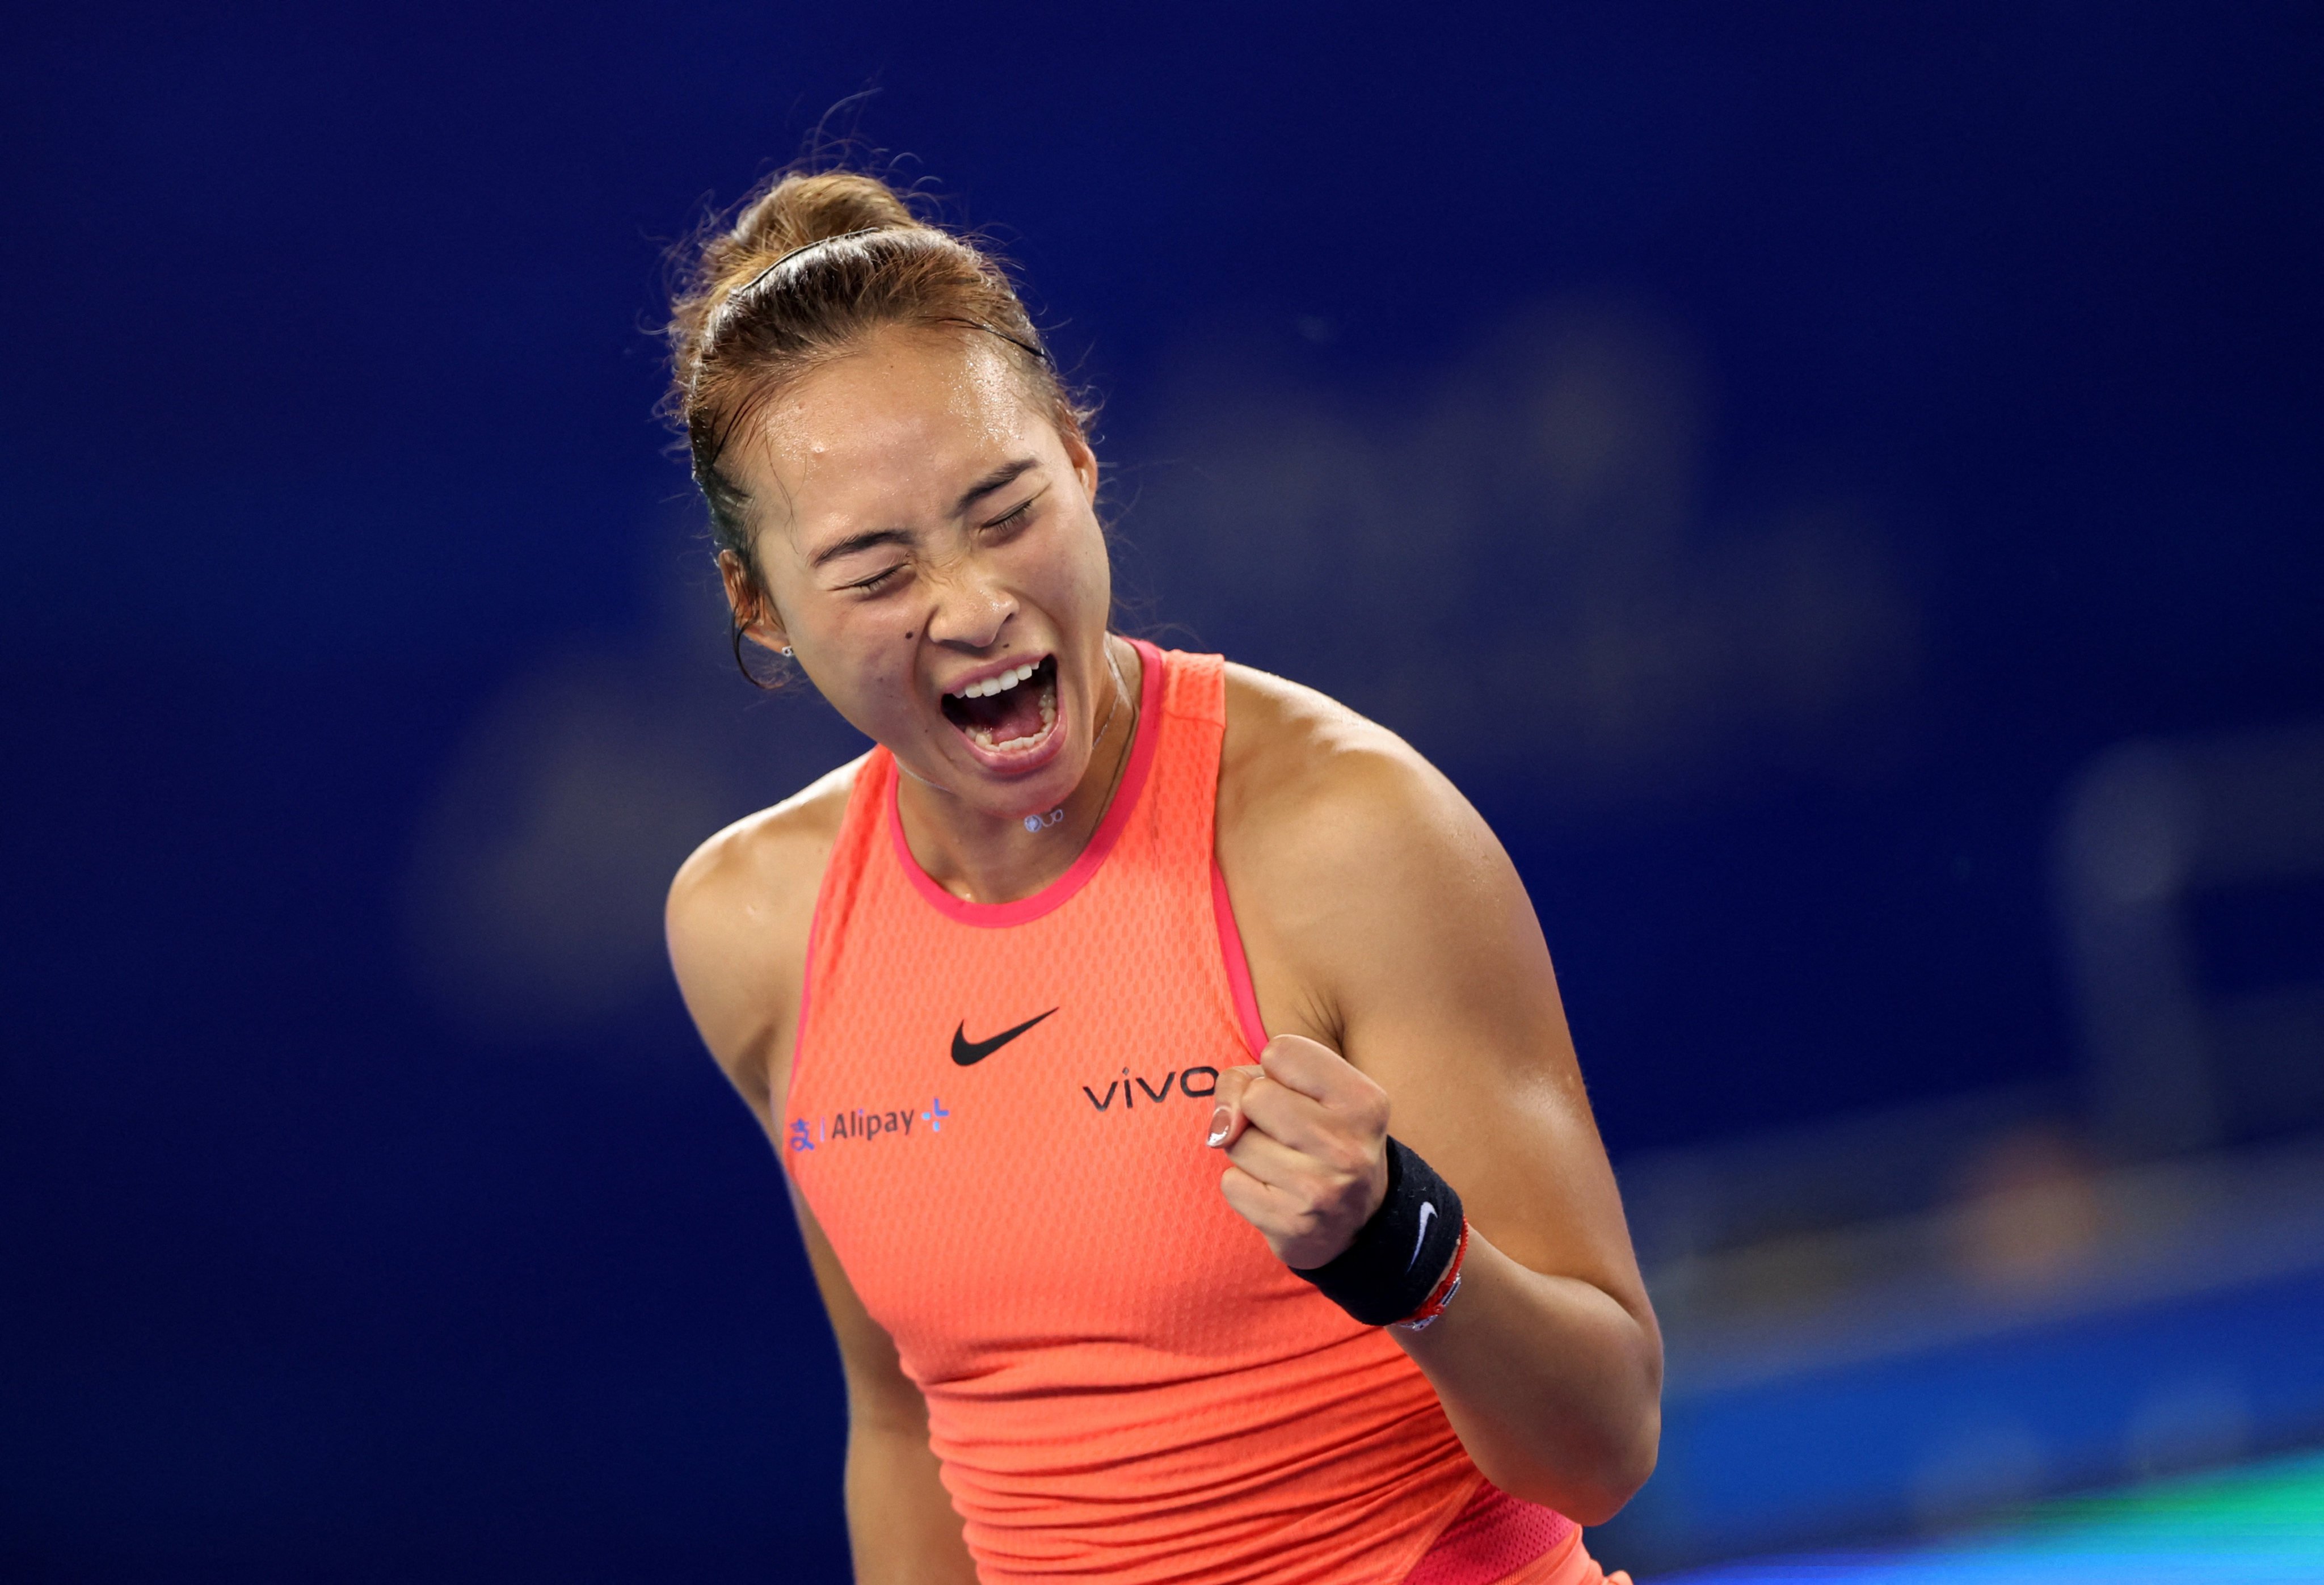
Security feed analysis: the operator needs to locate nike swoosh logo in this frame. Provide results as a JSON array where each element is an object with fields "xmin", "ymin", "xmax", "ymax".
[
  {"xmin": 1410, "ymin": 1201, "xmax": 1437, "ymax": 1270},
  {"xmin": 950, "ymin": 1007, "xmax": 1059, "ymax": 1067}
]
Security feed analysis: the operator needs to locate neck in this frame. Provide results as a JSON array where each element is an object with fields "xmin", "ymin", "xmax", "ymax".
[{"xmin": 895, "ymin": 636, "xmax": 1144, "ymax": 905}]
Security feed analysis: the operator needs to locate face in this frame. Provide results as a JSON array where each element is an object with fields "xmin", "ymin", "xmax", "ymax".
[{"xmin": 721, "ymin": 325, "xmax": 1112, "ymax": 824}]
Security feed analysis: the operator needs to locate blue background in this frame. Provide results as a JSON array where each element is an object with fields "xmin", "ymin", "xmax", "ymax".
[{"xmin": 4, "ymin": 2, "xmax": 2320, "ymax": 1577}]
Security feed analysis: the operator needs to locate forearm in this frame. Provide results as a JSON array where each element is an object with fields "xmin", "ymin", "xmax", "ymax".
[
  {"xmin": 1396, "ymin": 1233, "xmax": 1661, "ymax": 1523},
  {"xmin": 842, "ymin": 1416, "xmax": 978, "ymax": 1585}
]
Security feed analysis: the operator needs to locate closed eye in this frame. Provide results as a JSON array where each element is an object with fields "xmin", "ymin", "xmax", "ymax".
[
  {"xmin": 983, "ymin": 490, "xmax": 1044, "ymax": 535},
  {"xmin": 837, "ymin": 489, "xmax": 1042, "ymax": 596}
]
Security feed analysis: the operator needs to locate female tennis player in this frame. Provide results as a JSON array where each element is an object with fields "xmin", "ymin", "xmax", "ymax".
[{"xmin": 663, "ymin": 167, "xmax": 1659, "ymax": 1585}]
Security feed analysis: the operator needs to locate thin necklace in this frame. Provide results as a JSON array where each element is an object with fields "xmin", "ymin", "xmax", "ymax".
[{"xmin": 1028, "ymin": 642, "xmax": 1136, "ymax": 840}]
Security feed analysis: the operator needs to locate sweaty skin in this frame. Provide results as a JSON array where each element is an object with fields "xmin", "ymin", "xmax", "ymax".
[{"xmin": 666, "ymin": 326, "xmax": 1661, "ymax": 1583}]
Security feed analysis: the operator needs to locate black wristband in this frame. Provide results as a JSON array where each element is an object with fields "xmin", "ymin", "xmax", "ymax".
[{"xmin": 1290, "ymin": 1136, "xmax": 1465, "ymax": 1326}]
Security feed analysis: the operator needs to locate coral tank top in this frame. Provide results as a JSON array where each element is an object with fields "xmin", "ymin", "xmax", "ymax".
[{"xmin": 783, "ymin": 642, "xmax": 1584, "ymax": 1584}]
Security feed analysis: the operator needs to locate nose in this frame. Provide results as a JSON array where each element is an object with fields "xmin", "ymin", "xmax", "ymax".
[{"xmin": 922, "ymin": 558, "xmax": 1017, "ymax": 651}]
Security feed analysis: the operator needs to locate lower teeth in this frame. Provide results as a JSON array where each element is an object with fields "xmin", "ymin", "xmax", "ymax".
[{"xmin": 967, "ymin": 684, "xmax": 1058, "ymax": 752}]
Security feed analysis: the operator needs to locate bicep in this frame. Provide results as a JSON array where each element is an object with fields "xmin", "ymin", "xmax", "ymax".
[
  {"xmin": 666, "ymin": 842, "xmax": 807, "ymax": 1136},
  {"xmin": 1359, "ymin": 961, "xmax": 1648, "ymax": 1325},
  {"xmin": 666, "ymin": 854, "xmax": 921, "ymax": 1415},
  {"xmin": 1306, "ymin": 772, "xmax": 1649, "ymax": 1323}
]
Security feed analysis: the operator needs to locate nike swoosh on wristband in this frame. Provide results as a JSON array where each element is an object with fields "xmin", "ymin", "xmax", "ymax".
[
  {"xmin": 1411, "ymin": 1200, "xmax": 1437, "ymax": 1270},
  {"xmin": 950, "ymin": 1008, "xmax": 1059, "ymax": 1066}
]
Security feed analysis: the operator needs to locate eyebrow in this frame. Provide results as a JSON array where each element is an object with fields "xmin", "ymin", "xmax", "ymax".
[
  {"xmin": 809, "ymin": 527, "xmax": 913, "ymax": 571},
  {"xmin": 955, "ymin": 457, "xmax": 1040, "ymax": 514},
  {"xmin": 806, "ymin": 458, "xmax": 1043, "ymax": 571}
]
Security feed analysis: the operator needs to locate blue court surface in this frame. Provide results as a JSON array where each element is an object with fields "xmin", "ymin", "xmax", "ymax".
[{"xmin": 1655, "ymin": 1448, "xmax": 2324, "ymax": 1583}]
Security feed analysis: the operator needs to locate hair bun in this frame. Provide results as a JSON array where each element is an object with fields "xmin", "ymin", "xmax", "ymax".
[{"xmin": 732, "ymin": 170, "xmax": 919, "ymax": 258}]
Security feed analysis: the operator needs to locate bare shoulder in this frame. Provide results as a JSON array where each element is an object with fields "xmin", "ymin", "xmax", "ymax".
[
  {"xmin": 666, "ymin": 754, "xmax": 868, "ymax": 1125},
  {"xmin": 1218, "ymin": 665, "xmax": 1533, "ymax": 1048},
  {"xmin": 667, "ymin": 754, "xmax": 863, "ymax": 935},
  {"xmin": 1218, "ymin": 662, "xmax": 1485, "ymax": 880}
]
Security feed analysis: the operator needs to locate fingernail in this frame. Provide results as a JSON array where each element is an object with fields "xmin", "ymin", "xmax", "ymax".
[{"xmin": 1206, "ymin": 1107, "xmax": 1230, "ymax": 1147}]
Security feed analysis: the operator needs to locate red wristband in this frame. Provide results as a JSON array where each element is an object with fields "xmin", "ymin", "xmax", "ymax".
[{"xmin": 1392, "ymin": 1216, "xmax": 1470, "ymax": 1331}]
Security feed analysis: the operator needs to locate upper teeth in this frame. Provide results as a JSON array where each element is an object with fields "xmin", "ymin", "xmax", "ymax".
[{"xmin": 958, "ymin": 662, "xmax": 1040, "ymax": 700}]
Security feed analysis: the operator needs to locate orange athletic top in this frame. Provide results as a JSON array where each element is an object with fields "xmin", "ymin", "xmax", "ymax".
[{"xmin": 784, "ymin": 644, "xmax": 1599, "ymax": 1584}]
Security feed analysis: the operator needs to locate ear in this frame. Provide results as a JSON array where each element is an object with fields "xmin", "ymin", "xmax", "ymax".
[
  {"xmin": 1061, "ymin": 425, "xmax": 1099, "ymax": 505},
  {"xmin": 718, "ymin": 550, "xmax": 790, "ymax": 654}
]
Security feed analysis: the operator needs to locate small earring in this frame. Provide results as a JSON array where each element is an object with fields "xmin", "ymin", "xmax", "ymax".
[{"xmin": 780, "ymin": 646, "xmax": 793, "ymax": 657}]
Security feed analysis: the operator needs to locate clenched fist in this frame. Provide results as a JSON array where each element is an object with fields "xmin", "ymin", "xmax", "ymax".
[{"xmin": 1203, "ymin": 1034, "xmax": 1391, "ymax": 1269}]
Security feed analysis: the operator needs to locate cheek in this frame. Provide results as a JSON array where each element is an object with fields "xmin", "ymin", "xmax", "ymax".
[
  {"xmin": 1026, "ymin": 512, "xmax": 1111, "ymax": 608},
  {"xmin": 811, "ymin": 651, "xmax": 924, "ymax": 745},
  {"xmin": 783, "ymin": 599, "xmax": 909, "ymax": 709}
]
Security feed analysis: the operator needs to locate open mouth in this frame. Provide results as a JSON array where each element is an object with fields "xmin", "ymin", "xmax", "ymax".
[{"xmin": 940, "ymin": 655, "xmax": 1059, "ymax": 756}]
